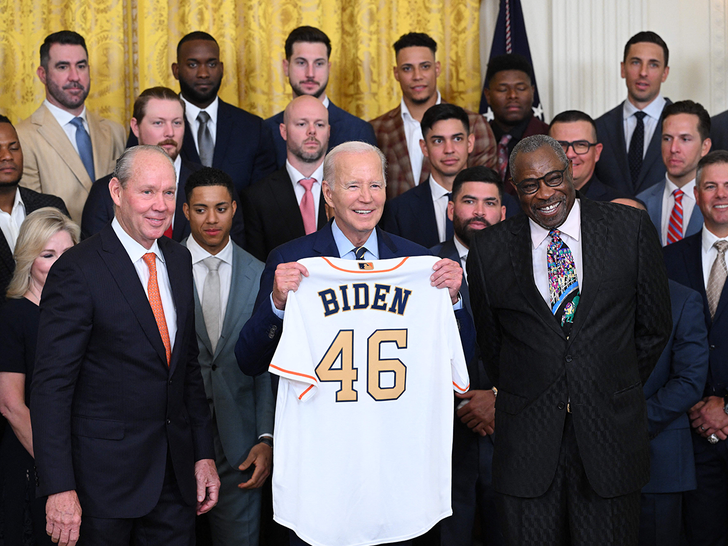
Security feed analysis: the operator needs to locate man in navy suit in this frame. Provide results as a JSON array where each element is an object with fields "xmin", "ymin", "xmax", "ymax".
[
  {"xmin": 31, "ymin": 145, "xmax": 219, "ymax": 546},
  {"xmin": 595, "ymin": 31, "xmax": 671, "ymax": 197},
  {"xmin": 637, "ymin": 100, "xmax": 711, "ymax": 245},
  {"xmin": 265, "ymin": 26, "xmax": 377, "ymax": 168},
  {"xmin": 431, "ymin": 166, "xmax": 505, "ymax": 546},
  {"xmin": 663, "ymin": 150, "xmax": 728, "ymax": 545}
]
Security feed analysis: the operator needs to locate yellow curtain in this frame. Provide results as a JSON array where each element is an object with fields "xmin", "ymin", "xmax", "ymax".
[{"xmin": 0, "ymin": 0, "xmax": 481, "ymax": 126}]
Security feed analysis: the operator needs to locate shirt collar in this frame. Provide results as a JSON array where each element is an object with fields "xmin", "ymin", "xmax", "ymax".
[
  {"xmin": 44, "ymin": 99, "xmax": 87, "ymax": 126},
  {"xmin": 622, "ymin": 94, "xmax": 666, "ymax": 121},
  {"xmin": 111, "ymin": 217, "xmax": 165, "ymax": 265},
  {"xmin": 182, "ymin": 95, "xmax": 220, "ymax": 127},
  {"xmin": 428, "ymin": 174, "xmax": 450, "ymax": 200},
  {"xmin": 331, "ymin": 219, "xmax": 379, "ymax": 259},
  {"xmin": 702, "ymin": 225, "xmax": 728, "ymax": 254},
  {"xmin": 453, "ymin": 235, "xmax": 469, "ymax": 261},
  {"xmin": 286, "ymin": 159, "xmax": 324, "ymax": 185},
  {"xmin": 530, "ymin": 198, "xmax": 582, "ymax": 249},
  {"xmin": 321, "ymin": 95, "xmax": 330, "ymax": 109},
  {"xmin": 186, "ymin": 232, "xmax": 233, "ymax": 265},
  {"xmin": 664, "ymin": 175, "xmax": 695, "ymax": 200},
  {"xmin": 400, "ymin": 91, "xmax": 442, "ymax": 123},
  {"xmin": 11, "ymin": 187, "xmax": 25, "ymax": 214}
]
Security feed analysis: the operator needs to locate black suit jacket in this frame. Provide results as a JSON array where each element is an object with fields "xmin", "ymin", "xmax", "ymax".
[
  {"xmin": 379, "ymin": 179, "xmax": 441, "ymax": 249},
  {"xmin": 580, "ymin": 174, "xmax": 622, "ymax": 202},
  {"xmin": 710, "ymin": 109, "xmax": 728, "ymax": 153},
  {"xmin": 595, "ymin": 100, "xmax": 671, "ymax": 196},
  {"xmin": 0, "ymin": 187, "xmax": 69, "ymax": 298},
  {"xmin": 31, "ymin": 226, "xmax": 214, "ymax": 518},
  {"xmin": 240, "ymin": 166, "xmax": 327, "ymax": 262},
  {"xmin": 81, "ymin": 159, "xmax": 245, "ymax": 247},
  {"xmin": 467, "ymin": 196, "xmax": 671, "ymax": 498}
]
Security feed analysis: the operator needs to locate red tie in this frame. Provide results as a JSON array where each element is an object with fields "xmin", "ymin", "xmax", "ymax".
[
  {"xmin": 142, "ymin": 253, "xmax": 171, "ymax": 365},
  {"xmin": 299, "ymin": 178, "xmax": 317, "ymax": 235},
  {"xmin": 497, "ymin": 134, "xmax": 512, "ymax": 182},
  {"xmin": 666, "ymin": 188, "xmax": 684, "ymax": 245}
]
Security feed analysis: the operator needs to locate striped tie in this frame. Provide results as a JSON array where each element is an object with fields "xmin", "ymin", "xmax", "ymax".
[
  {"xmin": 355, "ymin": 246, "xmax": 367, "ymax": 260},
  {"xmin": 666, "ymin": 188, "xmax": 684, "ymax": 245}
]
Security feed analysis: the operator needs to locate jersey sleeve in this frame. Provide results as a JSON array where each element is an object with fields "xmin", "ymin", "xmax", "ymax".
[{"xmin": 445, "ymin": 294, "xmax": 470, "ymax": 394}]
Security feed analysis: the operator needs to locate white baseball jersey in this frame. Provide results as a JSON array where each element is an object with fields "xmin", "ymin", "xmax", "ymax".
[{"xmin": 270, "ymin": 255, "xmax": 469, "ymax": 546}]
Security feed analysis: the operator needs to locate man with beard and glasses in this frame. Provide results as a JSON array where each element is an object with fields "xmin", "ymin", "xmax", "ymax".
[
  {"xmin": 0, "ymin": 115, "xmax": 69, "ymax": 298},
  {"xmin": 82, "ymin": 87, "xmax": 245, "ymax": 247},
  {"xmin": 264, "ymin": 26, "xmax": 377, "ymax": 169},
  {"xmin": 241, "ymin": 96, "xmax": 331, "ymax": 262},
  {"xmin": 16, "ymin": 31, "xmax": 125, "ymax": 224},
  {"xmin": 430, "ymin": 165, "xmax": 506, "ymax": 546}
]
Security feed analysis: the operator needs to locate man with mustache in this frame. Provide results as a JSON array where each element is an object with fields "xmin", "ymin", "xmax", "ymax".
[
  {"xmin": 16, "ymin": 31, "xmax": 125, "ymax": 224},
  {"xmin": 81, "ymin": 87, "xmax": 245, "ymax": 246},
  {"xmin": 241, "ymin": 96, "xmax": 331, "ymax": 262}
]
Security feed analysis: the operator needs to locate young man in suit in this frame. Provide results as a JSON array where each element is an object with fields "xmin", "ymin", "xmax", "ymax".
[
  {"xmin": 548, "ymin": 110, "xmax": 621, "ymax": 202},
  {"xmin": 265, "ymin": 26, "xmax": 377, "ymax": 168},
  {"xmin": 637, "ymin": 100, "xmax": 711, "ymax": 245},
  {"xmin": 663, "ymin": 150, "xmax": 728, "ymax": 544},
  {"xmin": 595, "ymin": 31, "xmax": 671, "ymax": 197},
  {"xmin": 468, "ymin": 135, "xmax": 671, "ymax": 545},
  {"xmin": 31, "ymin": 145, "xmax": 220, "ymax": 546},
  {"xmin": 370, "ymin": 33, "xmax": 496, "ymax": 200},
  {"xmin": 0, "ymin": 115, "xmax": 68, "ymax": 298},
  {"xmin": 182, "ymin": 167, "xmax": 273, "ymax": 546},
  {"xmin": 241, "ymin": 95, "xmax": 330, "ymax": 262},
  {"xmin": 16, "ymin": 31, "xmax": 125, "ymax": 223}
]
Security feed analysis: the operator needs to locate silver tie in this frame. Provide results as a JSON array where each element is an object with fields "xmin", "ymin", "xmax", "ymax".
[
  {"xmin": 202, "ymin": 256, "xmax": 222, "ymax": 352},
  {"xmin": 197, "ymin": 110, "xmax": 214, "ymax": 167},
  {"xmin": 707, "ymin": 240, "xmax": 728, "ymax": 319}
]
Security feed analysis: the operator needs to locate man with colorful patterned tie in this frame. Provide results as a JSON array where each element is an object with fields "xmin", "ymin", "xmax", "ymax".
[
  {"xmin": 637, "ymin": 100, "xmax": 712, "ymax": 246},
  {"xmin": 31, "ymin": 145, "xmax": 219, "ymax": 546},
  {"xmin": 467, "ymin": 134, "xmax": 671, "ymax": 545}
]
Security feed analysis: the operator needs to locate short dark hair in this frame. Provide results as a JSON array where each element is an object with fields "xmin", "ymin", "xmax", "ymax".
[
  {"xmin": 662, "ymin": 100, "xmax": 711, "ymax": 141},
  {"xmin": 696, "ymin": 150, "xmax": 728, "ymax": 188},
  {"xmin": 452, "ymin": 166, "xmax": 503, "ymax": 201},
  {"xmin": 393, "ymin": 33, "xmax": 437, "ymax": 56},
  {"xmin": 185, "ymin": 167, "xmax": 235, "ymax": 203},
  {"xmin": 549, "ymin": 110, "xmax": 598, "ymax": 141},
  {"xmin": 177, "ymin": 31, "xmax": 217, "ymax": 58},
  {"xmin": 132, "ymin": 87, "xmax": 185, "ymax": 123},
  {"xmin": 40, "ymin": 31, "xmax": 88, "ymax": 68},
  {"xmin": 624, "ymin": 31, "xmax": 669, "ymax": 67},
  {"xmin": 485, "ymin": 53, "xmax": 533, "ymax": 86},
  {"xmin": 0, "ymin": 114, "xmax": 12, "ymax": 126},
  {"xmin": 420, "ymin": 104, "xmax": 470, "ymax": 138},
  {"xmin": 285, "ymin": 26, "xmax": 331, "ymax": 59}
]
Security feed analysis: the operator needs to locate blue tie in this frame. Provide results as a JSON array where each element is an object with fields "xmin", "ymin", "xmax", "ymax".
[{"xmin": 70, "ymin": 117, "xmax": 95, "ymax": 181}]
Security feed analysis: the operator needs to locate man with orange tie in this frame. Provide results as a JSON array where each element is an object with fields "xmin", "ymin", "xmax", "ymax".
[
  {"xmin": 241, "ymin": 95, "xmax": 331, "ymax": 262},
  {"xmin": 31, "ymin": 145, "xmax": 220, "ymax": 546}
]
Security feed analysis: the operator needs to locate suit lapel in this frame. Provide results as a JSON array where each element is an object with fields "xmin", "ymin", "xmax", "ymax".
[
  {"xmin": 191, "ymin": 279, "xmax": 213, "ymax": 355},
  {"xmin": 643, "ymin": 186, "xmax": 663, "ymax": 242},
  {"xmin": 414, "ymin": 181, "xmax": 440, "ymax": 244},
  {"xmin": 637, "ymin": 127, "xmax": 663, "ymax": 193},
  {"xmin": 36, "ymin": 105, "xmax": 92, "ymax": 190},
  {"xmin": 271, "ymin": 169, "xmax": 307, "ymax": 238},
  {"xmin": 391, "ymin": 108, "xmax": 416, "ymax": 190},
  {"xmin": 0, "ymin": 232, "xmax": 12, "ymax": 274},
  {"xmin": 218, "ymin": 245, "xmax": 256, "ymax": 353},
  {"xmin": 312, "ymin": 221, "xmax": 341, "ymax": 257},
  {"xmin": 161, "ymin": 239, "xmax": 188, "ymax": 375},
  {"xmin": 182, "ymin": 122, "xmax": 202, "ymax": 164},
  {"xmin": 607, "ymin": 106, "xmax": 630, "ymax": 184},
  {"xmin": 213, "ymin": 100, "xmax": 232, "ymax": 169}
]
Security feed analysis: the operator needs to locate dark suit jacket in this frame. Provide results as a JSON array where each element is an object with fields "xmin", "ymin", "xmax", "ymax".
[
  {"xmin": 664, "ymin": 231, "xmax": 728, "ymax": 394},
  {"xmin": 127, "ymin": 99, "xmax": 277, "ymax": 195},
  {"xmin": 240, "ymin": 166, "xmax": 328, "ymax": 262},
  {"xmin": 31, "ymin": 226, "xmax": 214, "ymax": 518},
  {"xmin": 265, "ymin": 100, "xmax": 377, "ymax": 169},
  {"xmin": 467, "ymin": 196, "xmax": 671, "ymax": 499},
  {"xmin": 580, "ymin": 174, "xmax": 622, "ymax": 202},
  {"xmin": 642, "ymin": 279, "xmax": 708, "ymax": 494},
  {"xmin": 492, "ymin": 115, "xmax": 550, "ymax": 195},
  {"xmin": 379, "ymin": 178, "xmax": 441, "ymax": 249},
  {"xmin": 0, "ymin": 187, "xmax": 69, "ymax": 298},
  {"xmin": 710, "ymin": 109, "xmax": 728, "ymax": 152},
  {"xmin": 235, "ymin": 220, "xmax": 475, "ymax": 376},
  {"xmin": 81, "ymin": 159, "xmax": 246, "ymax": 248},
  {"xmin": 371, "ymin": 103, "xmax": 497, "ymax": 200},
  {"xmin": 595, "ymin": 100, "xmax": 671, "ymax": 197},
  {"xmin": 637, "ymin": 181, "xmax": 704, "ymax": 246}
]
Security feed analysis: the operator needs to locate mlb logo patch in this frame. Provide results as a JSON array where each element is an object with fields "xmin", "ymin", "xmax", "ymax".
[{"xmin": 358, "ymin": 262, "xmax": 374, "ymax": 270}]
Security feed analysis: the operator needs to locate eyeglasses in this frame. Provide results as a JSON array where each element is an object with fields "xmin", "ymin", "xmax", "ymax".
[
  {"xmin": 515, "ymin": 167, "xmax": 568, "ymax": 195},
  {"xmin": 556, "ymin": 140, "xmax": 598, "ymax": 155}
]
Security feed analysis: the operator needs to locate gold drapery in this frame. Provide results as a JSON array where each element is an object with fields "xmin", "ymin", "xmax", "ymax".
[{"xmin": 0, "ymin": 0, "xmax": 481, "ymax": 126}]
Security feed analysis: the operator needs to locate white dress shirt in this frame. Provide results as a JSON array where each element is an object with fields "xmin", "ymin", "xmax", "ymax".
[
  {"xmin": 401, "ymin": 91, "xmax": 441, "ymax": 185},
  {"xmin": 44, "ymin": 99, "xmax": 89, "ymax": 156},
  {"xmin": 428, "ymin": 175, "xmax": 450, "ymax": 243},
  {"xmin": 112, "ymin": 217, "xmax": 177, "ymax": 348},
  {"xmin": 530, "ymin": 199, "xmax": 583, "ymax": 306},
  {"xmin": 182, "ymin": 95, "xmax": 219, "ymax": 152},
  {"xmin": 187, "ymin": 235, "xmax": 233, "ymax": 331},
  {"xmin": 286, "ymin": 160, "xmax": 324, "ymax": 218},
  {"xmin": 701, "ymin": 227, "xmax": 728, "ymax": 289},
  {"xmin": 0, "ymin": 189, "xmax": 25, "ymax": 253},
  {"xmin": 660, "ymin": 176, "xmax": 697, "ymax": 245},
  {"xmin": 454, "ymin": 236, "xmax": 469, "ymax": 282},
  {"xmin": 623, "ymin": 95, "xmax": 666, "ymax": 158}
]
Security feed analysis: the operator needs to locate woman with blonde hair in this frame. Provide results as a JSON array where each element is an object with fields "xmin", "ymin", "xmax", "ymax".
[{"xmin": 0, "ymin": 207, "xmax": 79, "ymax": 544}]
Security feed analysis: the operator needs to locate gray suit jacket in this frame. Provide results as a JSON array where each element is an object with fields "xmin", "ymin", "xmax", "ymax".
[
  {"xmin": 636, "ymin": 181, "xmax": 704, "ymax": 246},
  {"xmin": 186, "ymin": 240, "xmax": 274, "ymax": 467}
]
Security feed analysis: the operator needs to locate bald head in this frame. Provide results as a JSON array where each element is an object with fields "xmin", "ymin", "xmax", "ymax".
[
  {"xmin": 281, "ymin": 95, "xmax": 330, "ymax": 166},
  {"xmin": 611, "ymin": 197, "xmax": 647, "ymax": 211}
]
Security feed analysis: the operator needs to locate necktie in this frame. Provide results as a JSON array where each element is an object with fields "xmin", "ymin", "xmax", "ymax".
[
  {"xmin": 299, "ymin": 177, "xmax": 317, "ymax": 235},
  {"xmin": 142, "ymin": 253, "xmax": 171, "ymax": 365},
  {"xmin": 69, "ymin": 117, "xmax": 95, "ymax": 181},
  {"xmin": 547, "ymin": 230, "xmax": 580, "ymax": 336},
  {"xmin": 355, "ymin": 246, "xmax": 367, "ymax": 260},
  {"xmin": 628, "ymin": 111, "xmax": 647, "ymax": 186},
  {"xmin": 197, "ymin": 111, "xmax": 214, "ymax": 167},
  {"xmin": 497, "ymin": 134, "xmax": 513, "ymax": 182},
  {"xmin": 445, "ymin": 192, "xmax": 454, "ymax": 241},
  {"xmin": 707, "ymin": 240, "xmax": 728, "ymax": 319},
  {"xmin": 666, "ymin": 188, "xmax": 684, "ymax": 245},
  {"xmin": 202, "ymin": 256, "xmax": 222, "ymax": 353}
]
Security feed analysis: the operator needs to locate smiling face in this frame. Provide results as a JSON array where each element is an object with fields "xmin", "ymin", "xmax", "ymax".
[
  {"xmin": 548, "ymin": 120, "xmax": 602, "ymax": 190},
  {"xmin": 130, "ymin": 98, "xmax": 185, "ymax": 161},
  {"xmin": 283, "ymin": 41, "xmax": 330, "ymax": 99},
  {"xmin": 621, "ymin": 42, "xmax": 669, "ymax": 108},
  {"xmin": 514, "ymin": 145, "xmax": 575, "ymax": 230},
  {"xmin": 696, "ymin": 162, "xmax": 728, "ymax": 238},
  {"xmin": 183, "ymin": 184, "xmax": 236, "ymax": 254},
  {"xmin": 661, "ymin": 113, "xmax": 711, "ymax": 187},
  {"xmin": 484, "ymin": 69, "xmax": 534, "ymax": 131},
  {"xmin": 37, "ymin": 43, "xmax": 90, "ymax": 116},
  {"xmin": 449, "ymin": 181, "xmax": 505, "ymax": 246},
  {"xmin": 393, "ymin": 46, "xmax": 440, "ymax": 106},
  {"xmin": 173, "ymin": 39, "xmax": 223, "ymax": 108},
  {"xmin": 0, "ymin": 123, "xmax": 23, "ymax": 187},
  {"xmin": 30, "ymin": 229, "xmax": 74, "ymax": 293}
]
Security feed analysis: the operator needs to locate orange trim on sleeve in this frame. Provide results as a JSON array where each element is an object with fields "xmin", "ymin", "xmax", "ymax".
[
  {"xmin": 270, "ymin": 364, "xmax": 318, "ymax": 384},
  {"xmin": 453, "ymin": 380, "xmax": 470, "ymax": 392},
  {"xmin": 298, "ymin": 385, "xmax": 314, "ymax": 400},
  {"xmin": 320, "ymin": 256, "xmax": 410, "ymax": 273}
]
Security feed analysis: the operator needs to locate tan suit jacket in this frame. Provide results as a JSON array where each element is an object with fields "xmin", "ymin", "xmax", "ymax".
[{"xmin": 16, "ymin": 103, "xmax": 125, "ymax": 223}]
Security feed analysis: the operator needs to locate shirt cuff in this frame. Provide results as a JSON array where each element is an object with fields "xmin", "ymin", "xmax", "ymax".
[{"xmin": 270, "ymin": 293, "xmax": 285, "ymax": 319}]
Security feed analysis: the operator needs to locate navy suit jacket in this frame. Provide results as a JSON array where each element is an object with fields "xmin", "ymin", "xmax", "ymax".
[
  {"xmin": 31, "ymin": 226, "xmax": 214, "ymax": 518},
  {"xmin": 265, "ymin": 100, "xmax": 377, "ymax": 168},
  {"xmin": 637, "ymin": 181, "xmax": 704, "ymax": 246},
  {"xmin": 642, "ymin": 279, "xmax": 708, "ymax": 493},
  {"xmin": 235, "ymin": 221, "xmax": 475, "ymax": 376},
  {"xmin": 379, "ymin": 178, "xmax": 441, "ymax": 249},
  {"xmin": 580, "ymin": 174, "xmax": 622, "ymax": 202},
  {"xmin": 81, "ymin": 159, "xmax": 246, "ymax": 248},
  {"xmin": 595, "ymin": 99, "xmax": 671, "ymax": 197},
  {"xmin": 710, "ymin": 109, "xmax": 728, "ymax": 152},
  {"xmin": 664, "ymin": 231, "xmax": 728, "ymax": 394}
]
